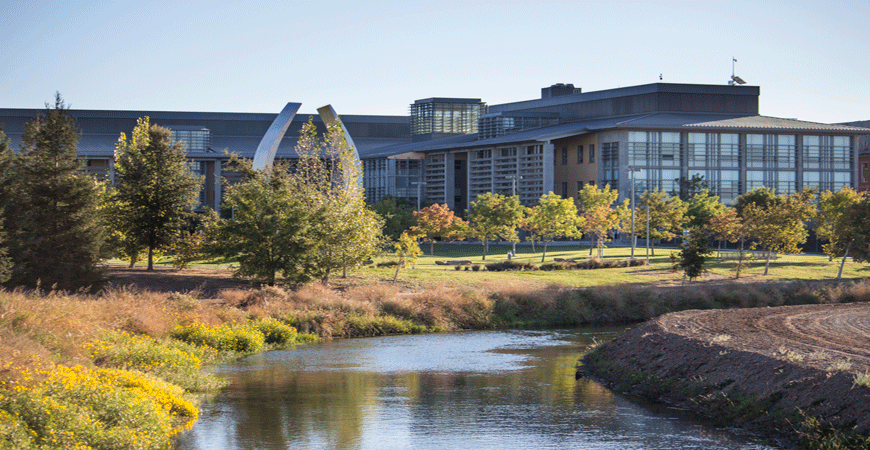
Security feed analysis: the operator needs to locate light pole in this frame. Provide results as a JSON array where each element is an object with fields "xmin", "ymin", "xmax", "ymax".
[
  {"xmin": 505, "ymin": 175, "xmax": 523, "ymax": 254},
  {"xmin": 413, "ymin": 181, "xmax": 427, "ymax": 211},
  {"xmin": 627, "ymin": 168, "xmax": 641, "ymax": 258}
]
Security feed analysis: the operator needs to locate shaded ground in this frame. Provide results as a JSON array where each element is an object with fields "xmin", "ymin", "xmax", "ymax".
[
  {"xmin": 581, "ymin": 302, "xmax": 870, "ymax": 446},
  {"xmin": 103, "ymin": 265, "xmax": 251, "ymax": 298}
]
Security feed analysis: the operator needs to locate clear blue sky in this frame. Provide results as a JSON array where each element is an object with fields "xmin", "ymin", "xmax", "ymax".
[{"xmin": 2, "ymin": 0, "xmax": 868, "ymax": 123}]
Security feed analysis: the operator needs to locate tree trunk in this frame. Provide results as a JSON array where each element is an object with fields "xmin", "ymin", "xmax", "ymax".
[
  {"xmin": 541, "ymin": 241, "xmax": 548, "ymax": 263},
  {"xmin": 342, "ymin": 265, "xmax": 347, "ymax": 278},
  {"xmin": 393, "ymin": 260, "xmax": 403, "ymax": 282},
  {"xmin": 128, "ymin": 255, "xmax": 136, "ymax": 268},
  {"xmin": 735, "ymin": 238, "xmax": 745, "ymax": 279},
  {"xmin": 763, "ymin": 250, "xmax": 771, "ymax": 276},
  {"xmin": 147, "ymin": 246, "xmax": 154, "ymax": 271},
  {"xmin": 530, "ymin": 240, "xmax": 536, "ymax": 253},
  {"xmin": 482, "ymin": 240, "xmax": 488, "ymax": 260},
  {"xmin": 837, "ymin": 243, "xmax": 851, "ymax": 280},
  {"xmin": 430, "ymin": 241, "xmax": 434, "ymax": 256}
]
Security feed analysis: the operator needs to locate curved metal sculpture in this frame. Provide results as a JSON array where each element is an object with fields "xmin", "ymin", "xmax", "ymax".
[
  {"xmin": 252, "ymin": 102, "xmax": 301, "ymax": 170},
  {"xmin": 317, "ymin": 105, "xmax": 363, "ymax": 193}
]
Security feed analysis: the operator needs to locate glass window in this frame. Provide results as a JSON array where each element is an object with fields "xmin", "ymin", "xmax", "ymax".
[
  {"xmin": 562, "ymin": 147, "xmax": 568, "ymax": 165},
  {"xmin": 577, "ymin": 145, "xmax": 584, "ymax": 163},
  {"xmin": 589, "ymin": 145, "xmax": 595, "ymax": 163}
]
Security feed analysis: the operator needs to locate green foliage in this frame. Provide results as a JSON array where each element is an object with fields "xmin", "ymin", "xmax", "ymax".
[
  {"xmin": 741, "ymin": 188, "xmax": 817, "ymax": 275},
  {"xmin": 291, "ymin": 119, "xmax": 385, "ymax": 283},
  {"xmin": 638, "ymin": 188, "xmax": 687, "ymax": 255},
  {"xmin": 680, "ymin": 227, "xmax": 713, "ymax": 280},
  {"xmin": 524, "ymin": 192, "xmax": 580, "ymax": 262},
  {"xmin": 0, "ymin": 364, "xmax": 197, "ymax": 449},
  {"xmin": 170, "ymin": 322, "xmax": 265, "ymax": 353},
  {"xmin": 207, "ymin": 158, "xmax": 313, "ymax": 285},
  {"xmin": 372, "ymin": 195, "xmax": 416, "ymax": 240},
  {"xmin": 484, "ymin": 260, "xmax": 535, "ymax": 272},
  {"xmin": 842, "ymin": 193, "xmax": 870, "ymax": 264},
  {"xmin": 2, "ymin": 94, "xmax": 105, "ymax": 290},
  {"xmin": 393, "ymin": 230, "xmax": 423, "ymax": 282},
  {"xmin": 112, "ymin": 117, "xmax": 203, "ymax": 270},
  {"xmin": 685, "ymin": 189, "xmax": 727, "ymax": 229},
  {"xmin": 817, "ymin": 187, "xmax": 862, "ymax": 260},
  {"xmin": 250, "ymin": 317, "xmax": 298, "ymax": 346},
  {"xmin": 577, "ymin": 183, "xmax": 629, "ymax": 259},
  {"xmin": 467, "ymin": 192, "xmax": 526, "ymax": 260}
]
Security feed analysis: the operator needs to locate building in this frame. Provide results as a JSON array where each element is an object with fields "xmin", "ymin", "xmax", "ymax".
[
  {"xmin": 842, "ymin": 120, "xmax": 870, "ymax": 192},
  {"xmin": 2, "ymin": 82, "xmax": 868, "ymax": 214},
  {"xmin": 0, "ymin": 108, "xmax": 411, "ymax": 211},
  {"xmin": 366, "ymin": 83, "xmax": 870, "ymax": 211}
]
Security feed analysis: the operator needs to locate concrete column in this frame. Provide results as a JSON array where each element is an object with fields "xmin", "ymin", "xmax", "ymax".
[{"xmin": 543, "ymin": 142, "xmax": 555, "ymax": 194}]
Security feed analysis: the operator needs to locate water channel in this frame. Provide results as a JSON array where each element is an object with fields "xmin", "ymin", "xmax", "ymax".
[{"xmin": 174, "ymin": 329, "xmax": 778, "ymax": 449}]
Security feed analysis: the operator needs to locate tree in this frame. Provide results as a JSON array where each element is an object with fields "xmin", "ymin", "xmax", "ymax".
[
  {"xmin": 576, "ymin": 184, "xmax": 629, "ymax": 259},
  {"xmin": 372, "ymin": 196, "xmax": 416, "ymax": 240},
  {"xmin": 291, "ymin": 118, "xmax": 384, "ymax": 283},
  {"xmin": 524, "ymin": 192, "xmax": 580, "ymax": 262},
  {"xmin": 733, "ymin": 186, "xmax": 780, "ymax": 217},
  {"xmin": 393, "ymin": 230, "xmax": 423, "ymax": 282},
  {"xmin": 708, "ymin": 208, "xmax": 750, "ymax": 278},
  {"xmin": 675, "ymin": 174, "xmax": 708, "ymax": 201},
  {"xmin": 467, "ymin": 192, "xmax": 525, "ymax": 260},
  {"xmin": 818, "ymin": 189, "xmax": 870, "ymax": 278},
  {"xmin": 2, "ymin": 94, "xmax": 105, "ymax": 290},
  {"xmin": 680, "ymin": 227, "xmax": 713, "ymax": 281},
  {"xmin": 685, "ymin": 189, "xmax": 727, "ymax": 229},
  {"xmin": 412, "ymin": 203, "xmax": 468, "ymax": 255},
  {"xmin": 742, "ymin": 188, "xmax": 816, "ymax": 276},
  {"xmin": 637, "ymin": 188, "xmax": 686, "ymax": 256},
  {"xmin": 113, "ymin": 117, "xmax": 203, "ymax": 270},
  {"xmin": 841, "ymin": 193, "xmax": 870, "ymax": 266},
  {"xmin": 0, "ymin": 128, "xmax": 14, "ymax": 283},
  {"xmin": 207, "ymin": 159, "xmax": 313, "ymax": 285}
]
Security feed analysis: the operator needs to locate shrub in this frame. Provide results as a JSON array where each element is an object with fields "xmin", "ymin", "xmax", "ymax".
[
  {"xmin": 485, "ymin": 260, "xmax": 536, "ymax": 272},
  {"xmin": 251, "ymin": 317, "xmax": 297, "ymax": 346},
  {"xmin": 0, "ymin": 364, "xmax": 197, "ymax": 450},
  {"xmin": 471, "ymin": 264, "xmax": 481, "ymax": 271},
  {"xmin": 170, "ymin": 322, "xmax": 265, "ymax": 353}
]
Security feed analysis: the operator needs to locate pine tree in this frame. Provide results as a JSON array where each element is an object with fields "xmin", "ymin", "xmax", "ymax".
[
  {"xmin": 680, "ymin": 227, "xmax": 712, "ymax": 281},
  {"xmin": 113, "ymin": 117, "xmax": 203, "ymax": 270},
  {"xmin": 5, "ymin": 94, "xmax": 105, "ymax": 290}
]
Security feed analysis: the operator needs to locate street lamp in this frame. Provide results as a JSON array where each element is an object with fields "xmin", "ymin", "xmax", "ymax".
[
  {"xmin": 627, "ymin": 168, "xmax": 641, "ymax": 258},
  {"xmin": 413, "ymin": 181, "xmax": 427, "ymax": 211},
  {"xmin": 505, "ymin": 175, "xmax": 523, "ymax": 254}
]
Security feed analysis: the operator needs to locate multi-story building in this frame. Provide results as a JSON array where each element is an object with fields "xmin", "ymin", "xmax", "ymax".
[
  {"xmin": 842, "ymin": 120, "xmax": 870, "ymax": 192},
  {"xmin": 2, "ymin": 82, "xmax": 868, "ymax": 214},
  {"xmin": 0, "ymin": 108, "xmax": 411, "ymax": 210},
  {"xmin": 368, "ymin": 83, "xmax": 870, "ymax": 211}
]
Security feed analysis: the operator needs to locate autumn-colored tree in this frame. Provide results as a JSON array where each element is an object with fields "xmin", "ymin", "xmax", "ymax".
[
  {"xmin": 524, "ymin": 192, "xmax": 580, "ymax": 262},
  {"xmin": 708, "ymin": 208, "xmax": 750, "ymax": 278},
  {"xmin": 412, "ymin": 203, "xmax": 468, "ymax": 255},
  {"xmin": 742, "ymin": 188, "xmax": 816, "ymax": 276},
  {"xmin": 576, "ymin": 184, "xmax": 628, "ymax": 259},
  {"xmin": 818, "ymin": 188, "xmax": 870, "ymax": 278},
  {"xmin": 467, "ymin": 192, "xmax": 525, "ymax": 260},
  {"xmin": 637, "ymin": 189, "xmax": 686, "ymax": 256},
  {"xmin": 393, "ymin": 230, "xmax": 423, "ymax": 282}
]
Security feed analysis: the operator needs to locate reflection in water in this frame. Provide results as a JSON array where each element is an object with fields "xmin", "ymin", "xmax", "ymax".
[{"xmin": 175, "ymin": 330, "xmax": 776, "ymax": 450}]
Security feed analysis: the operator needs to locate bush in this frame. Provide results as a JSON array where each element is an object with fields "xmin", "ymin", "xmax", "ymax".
[
  {"xmin": 170, "ymin": 322, "xmax": 265, "ymax": 353},
  {"xmin": 251, "ymin": 317, "xmax": 297, "ymax": 346},
  {"xmin": 0, "ymin": 364, "xmax": 197, "ymax": 450},
  {"xmin": 485, "ymin": 260, "xmax": 536, "ymax": 272}
]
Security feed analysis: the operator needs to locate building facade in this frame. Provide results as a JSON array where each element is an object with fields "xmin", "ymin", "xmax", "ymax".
[{"xmin": 2, "ymin": 82, "xmax": 868, "ymax": 215}]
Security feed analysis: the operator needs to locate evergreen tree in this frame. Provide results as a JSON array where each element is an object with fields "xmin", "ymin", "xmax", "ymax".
[
  {"xmin": 0, "ymin": 128, "xmax": 14, "ymax": 282},
  {"xmin": 5, "ymin": 94, "xmax": 105, "ymax": 290},
  {"xmin": 679, "ymin": 227, "xmax": 712, "ymax": 281},
  {"xmin": 113, "ymin": 117, "xmax": 203, "ymax": 270}
]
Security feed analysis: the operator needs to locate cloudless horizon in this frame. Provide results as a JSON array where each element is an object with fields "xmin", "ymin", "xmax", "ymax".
[{"xmin": 2, "ymin": 0, "xmax": 868, "ymax": 124}]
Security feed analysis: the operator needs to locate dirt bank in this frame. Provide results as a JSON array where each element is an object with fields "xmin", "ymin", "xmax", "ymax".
[{"xmin": 580, "ymin": 302, "xmax": 870, "ymax": 447}]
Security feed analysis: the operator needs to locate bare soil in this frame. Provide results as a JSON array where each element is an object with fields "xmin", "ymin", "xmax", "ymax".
[
  {"xmin": 103, "ymin": 265, "xmax": 251, "ymax": 298},
  {"xmin": 581, "ymin": 302, "xmax": 870, "ymax": 445}
]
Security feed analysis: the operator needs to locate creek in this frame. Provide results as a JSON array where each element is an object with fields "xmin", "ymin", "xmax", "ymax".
[{"xmin": 174, "ymin": 328, "xmax": 777, "ymax": 449}]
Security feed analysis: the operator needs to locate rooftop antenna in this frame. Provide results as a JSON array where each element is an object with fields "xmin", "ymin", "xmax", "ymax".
[{"xmin": 729, "ymin": 57, "xmax": 746, "ymax": 85}]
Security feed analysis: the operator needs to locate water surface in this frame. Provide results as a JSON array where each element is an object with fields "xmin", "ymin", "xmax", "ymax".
[{"xmin": 175, "ymin": 329, "xmax": 776, "ymax": 449}]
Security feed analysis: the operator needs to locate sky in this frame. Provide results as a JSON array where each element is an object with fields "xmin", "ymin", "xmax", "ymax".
[{"xmin": 2, "ymin": 0, "xmax": 868, "ymax": 124}]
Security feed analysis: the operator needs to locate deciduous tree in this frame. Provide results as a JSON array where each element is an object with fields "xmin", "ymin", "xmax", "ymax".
[
  {"xmin": 393, "ymin": 230, "xmax": 423, "ymax": 282},
  {"xmin": 372, "ymin": 196, "xmax": 416, "ymax": 240},
  {"xmin": 467, "ymin": 192, "xmax": 525, "ymax": 260},
  {"xmin": 524, "ymin": 192, "xmax": 580, "ymax": 262},
  {"xmin": 637, "ymin": 189, "xmax": 686, "ymax": 256},
  {"xmin": 742, "ymin": 188, "xmax": 816, "ymax": 275},
  {"xmin": 576, "ymin": 184, "xmax": 629, "ymax": 259},
  {"xmin": 412, "ymin": 203, "xmax": 468, "ymax": 255},
  {"xmin": 113, "ymin": 117, "xmax": 203, "ymax": 270},
  {"xmin": 818, "ymin": 189, "xmax": 870, "ymax": 278},
  {"xmin": 685, "ymin": 189, "xmax": 726, "ymax": 229}
]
